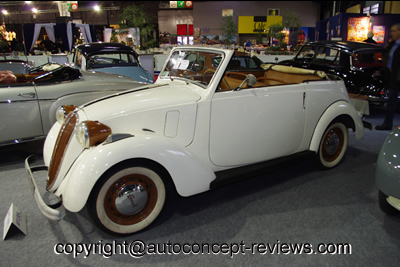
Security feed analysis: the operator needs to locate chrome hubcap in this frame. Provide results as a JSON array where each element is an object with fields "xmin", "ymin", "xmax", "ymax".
[
  {"xmin": 325, "ymin": 132, "xmax": 339, "ymax": 156},
  {"xmin": 115, "ymin": 184, "xmax": 148, "ymax": 215}
]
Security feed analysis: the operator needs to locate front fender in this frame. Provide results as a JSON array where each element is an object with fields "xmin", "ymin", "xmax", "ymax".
[
  {"xmin": 44, "ymin": 91, "xmax": 125, "ymax": 135},
  {"xmin": 58, "ymin": 134, "xmax": 216, "ymax": 212},
  {"xmin": 309, "ymin": 100, "xmax": 364, "ymax": 152}
]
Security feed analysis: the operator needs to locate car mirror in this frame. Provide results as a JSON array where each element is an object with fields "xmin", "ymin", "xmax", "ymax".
[
  {"xmin": 234, "ymin": 74, "xmax": 257, "ymax": 91},
  {"xmin": 246, "ymin": 74, "xmax": 257, "ymax": 87}
]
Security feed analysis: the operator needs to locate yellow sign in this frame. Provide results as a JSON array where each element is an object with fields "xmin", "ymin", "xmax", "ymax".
[{"xmin": 238, "ymin": 16, "xmax": 282, "ymax": 34}]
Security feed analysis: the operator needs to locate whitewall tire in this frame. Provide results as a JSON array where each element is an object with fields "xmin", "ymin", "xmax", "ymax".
[
  {"xmin": 316, "ymin": 122, "xmax": 348, "ymax": 168},
  {"xmin": 88, "ymin": 163, "xmax": 166, "ymax": 235}
]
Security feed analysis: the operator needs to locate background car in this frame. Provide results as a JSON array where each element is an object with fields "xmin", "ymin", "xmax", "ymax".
[
  {"xmin": 278, "ymin": 40, "xmax": 389, "ymax": 105},
  {"xmin": 27, "ymin": 47, "xmax": 364, "ymax": 235},
  {"xmin": 376, "ymin": 126, "xmax": 400, "ymax": 215},
  {"xmin": 0, "ymin": 63, "xmax": 146, "ymax": 146},
  {"xmin": 72, "ymin": 42, "xmax": 154, "ymax": 84},
  {"xmin": 0, "ymin": 59, "xmax": 33, "ymax": 74}
]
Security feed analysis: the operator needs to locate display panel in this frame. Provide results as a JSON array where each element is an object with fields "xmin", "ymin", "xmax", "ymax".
[
  {"xmin": 373, "ymin": 25, "xmax": 385, "ymax": 43},
  {"xmin": 347, "ymin": 17, "xmax": 369, "ymax": 42}
]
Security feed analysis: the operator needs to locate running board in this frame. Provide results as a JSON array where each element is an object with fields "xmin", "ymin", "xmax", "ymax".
[{"xmin": 210, "ymin": 150, "xmax": 316, "ymax": 190}]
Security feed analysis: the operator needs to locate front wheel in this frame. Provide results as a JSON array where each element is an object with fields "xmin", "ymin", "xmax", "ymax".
[
  {"xmin": 316, "ymin": 122, "xmax": 348, "ymax": 168},
  {"xmin": 88, "ymin": 162, "xmax": 166, "ymax": 235}
]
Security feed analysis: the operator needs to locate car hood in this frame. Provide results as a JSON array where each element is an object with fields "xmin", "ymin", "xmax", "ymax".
[
  {"xmin": 81, "ymin": 70, "xmax": 142, "ymax": 83},
  {"xmin": 81, "ymin": 83, "xmax": 201, "ymax": 121}
]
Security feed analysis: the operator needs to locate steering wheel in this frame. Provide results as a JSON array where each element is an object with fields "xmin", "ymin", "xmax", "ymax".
[
  {"xmin": 256, "ymin": 77, "xmax": 287, "ymax": 84},
  {"xmin": 203, "ymin": 68, "xmax": 216, "ymax": 82}
]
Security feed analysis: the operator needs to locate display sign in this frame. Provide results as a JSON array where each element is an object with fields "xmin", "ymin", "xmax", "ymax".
[
  {"xmin": 170, "ymin": 1, "xmax": 177, "ymax": 8},
  {"xmin": 3, "ymin": 203, "xmax": 27, "ymax": 240},
  {"xmin": 238, "ymin": 16, "xmax": 282, "ymax": 34},
  {"xmin": 268, "ymin": 9, "xmax": 279, "ymax": 16},
  {"xmin": 185, "ymin": 1, "xmax": 193, "ymax": 8},
  {"xmin": 170, "ymin": 1, "xmax": 192, "ymax": 8},
  {"xmin": 347, "ymin": 17, "xmax": 369, "ymax": 42},
  {"xmin": 371, "ymin": 3, "xmax": 379, "ymax": 14},
  {"xmin": 363, "ymin": 6, "xmax": 370, "ymax": 14},
  {"xmin": 373, "ymin": 25, "xmax": 385, "ymax": 43},
  {"xmin": 222, "ymin": 9, "xmax": 233, "ymax": 17},
  {"xmin": 67, "ymin": 1, "xmax": 78, "ymax": 12},
  {"xmin": 194, "ymin": 28, "xmax": 201, "ymax": 41}
]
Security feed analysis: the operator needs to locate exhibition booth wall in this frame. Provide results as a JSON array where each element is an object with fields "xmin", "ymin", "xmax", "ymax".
[{"xmin": 316, "ymin": 13, "xmax": 400, "ymax": 46}]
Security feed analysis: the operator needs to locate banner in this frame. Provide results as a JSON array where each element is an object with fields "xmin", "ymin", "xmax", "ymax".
[{"xmin": 238, "ymin": 16, "xmax": 282, "ymax": 34}]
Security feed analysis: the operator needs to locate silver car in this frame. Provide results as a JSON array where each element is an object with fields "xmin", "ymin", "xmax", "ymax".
[{"xmin": 0, "ymin": 64, "xmax": 146, "ymax": 146}]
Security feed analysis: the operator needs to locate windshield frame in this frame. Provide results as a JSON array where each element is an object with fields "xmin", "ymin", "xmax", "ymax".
[{"xmin": 159, "ymin": 49, "xmax": 226, "ymax": 89}]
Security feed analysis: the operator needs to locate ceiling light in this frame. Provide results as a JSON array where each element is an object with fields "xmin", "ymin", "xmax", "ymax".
[
  {"xmin": 2, "ymin": 10, "xmax": 7, "ymax": 15},
  {"xmin": 94, "ymin": 5, "xmax": 100, "ymax": 11},
  {"xmin": 32, "ymin": 8, "xmax": 38, "ymax": 13}
]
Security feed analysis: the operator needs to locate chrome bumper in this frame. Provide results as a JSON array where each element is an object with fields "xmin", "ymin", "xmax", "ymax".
[{"xmin": 25, "ymin": 155, "xmax": 62, "ymax": 221}]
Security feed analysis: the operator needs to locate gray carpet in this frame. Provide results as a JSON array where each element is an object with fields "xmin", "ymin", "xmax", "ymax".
[{"xmin": 1, "ymin": 105, "xmax": 400, "ymax": 266}]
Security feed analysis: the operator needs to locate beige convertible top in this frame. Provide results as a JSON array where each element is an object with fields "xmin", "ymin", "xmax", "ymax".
[{"xmin": 261, "ymin": 63, "xmax": 327, "ymax": 78}]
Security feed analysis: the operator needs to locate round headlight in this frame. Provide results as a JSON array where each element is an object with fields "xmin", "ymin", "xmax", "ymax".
[
  {"xmin": 76, "ymin": 121, "xmax": 112, "ymax": 148},
  {"xmin": 56, "ymin": 105, "xmax": 77, "ymax": 124},
  {"xmin": 76, "ymin": 121, "xmax": 89, "ymax": 148}
]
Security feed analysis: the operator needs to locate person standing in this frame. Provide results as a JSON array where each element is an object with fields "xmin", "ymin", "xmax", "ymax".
[
  {"xmin": 376, "ymin": 23, "xmax": 400, "ymax": 130},
  {"xmin": 364, "ymin": 31, "xmax": 377, "ymax": 44},
  {"xmin": 245, "ymin": 39, "xmax": 252, "ymax": 47}
]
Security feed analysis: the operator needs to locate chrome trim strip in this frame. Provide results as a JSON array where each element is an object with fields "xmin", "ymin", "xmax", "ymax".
[
  {"xmin": 0, "ymin": 100, "xmax": 39, "ymax": 104},
  {"xmin": 0, "ymin": 135, "xmax": 45, "ymax": 147},
  {"xmin": 103, "ymin": 133, "xmax": 134, "ymax": 145}
]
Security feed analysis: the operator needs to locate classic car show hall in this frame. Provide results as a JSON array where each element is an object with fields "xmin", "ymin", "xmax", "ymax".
[{"xmin": 1, "ymin": 1, "xmax": 400, "ymax": 266}]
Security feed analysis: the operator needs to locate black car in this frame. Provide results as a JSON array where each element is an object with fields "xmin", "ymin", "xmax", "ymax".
[{"xmin": 278, "ymin": 41, "xmax": 389, "ymax": 104}]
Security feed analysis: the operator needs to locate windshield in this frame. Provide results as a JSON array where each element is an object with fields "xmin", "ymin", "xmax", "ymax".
[
  {"xmin": 160, "ymin": 50, "xmax": 224, "ymax": 87},
  {"xmin": 87, "ymin": 52, "xmax": 139, "ymax": 69},
  {"xmin": 295, "ymin": 44, "xmax": 316, "ymax": 61}
]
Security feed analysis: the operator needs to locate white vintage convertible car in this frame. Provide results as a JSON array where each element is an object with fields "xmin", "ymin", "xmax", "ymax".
[
  {"xmin": 0, "ymin": 64, "xmax": 146, "ymax": 145},
  {"xmin": 26, "ymin": 47, "xmax": 365, "ymax": 235}
]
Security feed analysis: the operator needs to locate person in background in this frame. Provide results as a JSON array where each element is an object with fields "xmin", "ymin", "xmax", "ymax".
[
  {"xmin": 376, "ymin": 23, "xmax": 400, "ymax": 130},
  {"xmin": 385, "ymin": 38, "xmax": 395, "ymax": 51},
  {"xmin": 10, "ymin": 38, "xmax": 17, "ymax": 51},
  {"xmin": 245, "ymin": 39, "xmax": 252, "ymax": 47},
  {"xmin": 40, "ymin": 36, "xmax": 56, "ymax": 53},
  {"xmin": 364, "ymin": 31, "xmax": 377, "ymax": 44},
  {"xmin": 55, "ymin": 38, "xmax": 64, "ymax": 53}
]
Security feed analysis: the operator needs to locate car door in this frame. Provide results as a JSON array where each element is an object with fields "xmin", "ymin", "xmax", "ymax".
[
  {"xmin": 209, "ymin": 84, "xmax": 306, "ymax": 167},
  {"xmin": 0, "ymin": 84, "xmax": 43, "ymax": 143}
]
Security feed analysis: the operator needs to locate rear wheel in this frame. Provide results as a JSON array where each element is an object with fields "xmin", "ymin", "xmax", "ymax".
[
  {"xmin": 88, "ymin": 162, "xmax": 166, "ymax": 235},
  {"xmin": 316, "ymin": 122, "xmax": 348, "ymax": 168}
]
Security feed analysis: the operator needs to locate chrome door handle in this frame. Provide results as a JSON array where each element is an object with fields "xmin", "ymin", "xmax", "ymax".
[{"xmin": 18, "ymin": 92, "xmax": 36, "ymax": 98}]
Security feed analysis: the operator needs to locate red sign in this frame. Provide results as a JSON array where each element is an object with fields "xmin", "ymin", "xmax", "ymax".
[
  {"xmin": 185, "ymin": 1, "xmax": 193, "ymax": 8},
  {"xmin": 71, "ymin": 3, "xmax": 78, "ymax": 11}
]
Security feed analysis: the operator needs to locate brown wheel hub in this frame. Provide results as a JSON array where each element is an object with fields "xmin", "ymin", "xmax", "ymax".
[
  {"xmin": 103, "ymin": 174, "xmax": 158, "ymax": 225},
  {"xmin": 321, "ymin": 127, "xmax": 344, "ymax": 162}
]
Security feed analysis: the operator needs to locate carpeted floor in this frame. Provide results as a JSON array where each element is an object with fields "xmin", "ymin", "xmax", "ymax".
[{"xmin": 0, "ymin": 105, "xmax": 399, "ymax": 266}]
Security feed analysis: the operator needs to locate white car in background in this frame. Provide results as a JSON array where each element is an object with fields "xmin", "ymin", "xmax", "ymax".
[{"xmin": 26, "ymin": 47, "xmax": 365, "ymax": 235}]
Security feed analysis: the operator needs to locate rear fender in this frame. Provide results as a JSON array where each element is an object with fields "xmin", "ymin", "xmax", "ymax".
[{"xmin": 309, "ymin": 100, "xmax": 364, "ymax": 152}]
